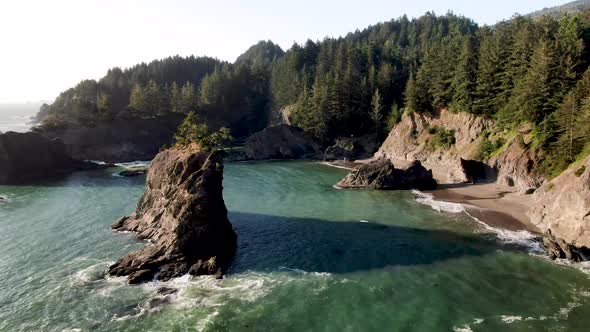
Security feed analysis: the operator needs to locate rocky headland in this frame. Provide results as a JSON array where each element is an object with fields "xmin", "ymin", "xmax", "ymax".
[
  {"xmin": 108, "ymin": 144, "xmax": 237, "ymax": 284},
  {"xmin": 0, "ymin": 131, "xmax": 99, "ymax": 185},
  {"xmin": 243, "ymin": 124, "xmax": 322, "ymax": 160},
  {"xmin": 36, "ymin": 114, "xmax": 185, "ymax": 163}
]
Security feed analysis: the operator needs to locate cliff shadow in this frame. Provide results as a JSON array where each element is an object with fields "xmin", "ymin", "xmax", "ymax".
[{"xmin": 226, "ymin": 211, "xmax": 513, "ymax": 275}]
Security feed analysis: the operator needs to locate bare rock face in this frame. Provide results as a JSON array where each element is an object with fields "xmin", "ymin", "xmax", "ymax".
[
  {"xmin": 527, "ymin": 155, "xmax": 590, "ymax": 260},
  {"xmin": 244, "ymin": 124, "xmax": 321, "ymax": 160},
  {"xmin": 0, "ymin": 131, "xmax": 94, "ymax": 184},
  {"xmin": 336, "ymin": 158, "xmax": 437, "ymax": 190},
  {"xmin": 375, "ymin": 109, "xmax": 491, "ymax": 178},
  {"xmin": 108, "ymin": 144, "xmax": 237, "ymax": 283},
  {"xmin": 488, "ymin": 137, "xmax": 543, "ymax": 192}
]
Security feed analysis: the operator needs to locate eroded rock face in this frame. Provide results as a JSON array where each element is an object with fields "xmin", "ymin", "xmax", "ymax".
[
  {"xmin": 0, "ymin": 131, "xmax": 93, "ymax": 184},
  {"xmin": 375, "ymin": 109, "xmax": 491, "ymax": 179},
  {"xmin": 527, "ymin": 155, "xmax": 590, "ymax": 259},
  {"xmin": 244, "ymin": 124, "xmax": 321, "ymax": 160},
  {"xmin": 374, "ymin": 109, "xmax": 540, "ymax": 189},
  {"xmin": 488, "ymin": 137, "xmax": 543, "ymax": 192},
  {"xmin": 336, "ymin": 158, "xmax": 437, "ymax": 190},
  {"xmin": 108, "ymin": 144, "xmax": 237, "ymax": 283},
  {"xmin": 37, "ymin": 114, "xmax": 185, "ymax": 163},
  {"xmin": 324, "ymin": 135, "xmax": 379, "ymax": 161}
]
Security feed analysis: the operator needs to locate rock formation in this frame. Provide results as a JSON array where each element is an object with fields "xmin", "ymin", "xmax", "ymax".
[
  {"xmin": 37, "ymin": 114, "xmax": 185, "ymax": 163},
  {"xmin": 0, "ymin": 131, "xmax": 95, "ymax": 184},
  {"xmin": 108, "ymin": 144, "xmax": 237, "ymax": 284},
  {"xmin": 323, "ymin": 135, "xmax": 379, "ymax": 161},
  {"xmin": 244, "ymin": 124, "xmax": 321, "ymax": 160},
  {"xmin": 527, "ymin": 155, "xmax": 590, "ymax": 261},
  {"xmin": 374, "ymin": 108, "xmax": 541, "ymax": 190},
  {"xmin": 336, "ymin": 158, "xmax": 437, "ymax": 190},
  {"xmin": 488, "ymin": 137, "xmax": 543, "ymax": 192}
]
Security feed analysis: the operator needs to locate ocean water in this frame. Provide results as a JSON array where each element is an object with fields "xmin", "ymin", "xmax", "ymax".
[
  {"xmin": 0, "ymin": 103, "xmax": 39, "ymax": 133},
  {"xmin": 1, "ymin": 161, "xmax": 590, "ymax": 332}
]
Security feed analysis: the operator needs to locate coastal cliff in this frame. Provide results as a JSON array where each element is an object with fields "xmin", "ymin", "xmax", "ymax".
[
  {"xmin": 0, "ymin": 131, "xmax": 94, "ymax": 184},
  {"xmin": 109, "ymin": 144, "xmax": 237, "ymax": 283},
  {"xmin": 37, "ymin": 114, "xmax": 185, "ymax": 163},
  {"xmin": 244, "ymin": 124, "xmax": 321, "ymax": 160},
  {"xmin": 375, "ymin": 109, "xmax": 541, "ymax": 191},
  {"xmin": 527, "ymin": 155, "xmax": 590, "ymax": 260}
]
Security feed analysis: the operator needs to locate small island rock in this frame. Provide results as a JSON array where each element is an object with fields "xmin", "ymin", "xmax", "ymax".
[{"xmin": 336, "ymin": 158, "xmax": 437, "ymax": 190}]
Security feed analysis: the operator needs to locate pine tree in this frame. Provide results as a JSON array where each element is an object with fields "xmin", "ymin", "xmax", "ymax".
[
  {"xmin": 450, "ymin": 35, "xmax": 478, "ymax": 113},
  {"xmin": 370, "ymin": 89, "xmax": 383, "ymax": 136}
]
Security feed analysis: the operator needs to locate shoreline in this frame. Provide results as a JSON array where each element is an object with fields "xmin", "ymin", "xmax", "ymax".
[
  {"xmin": 425, "ymin": 183, "xmax": 539, "ymax": 233},
  {"xmin": 328, "ymin": 157, "xmax": 541, "ymax": 235}
]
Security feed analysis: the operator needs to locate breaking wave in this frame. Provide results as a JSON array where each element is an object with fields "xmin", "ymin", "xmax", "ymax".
[{"xmin": 411, "ymin": 190, "xmax": 543, "ymax": 253}]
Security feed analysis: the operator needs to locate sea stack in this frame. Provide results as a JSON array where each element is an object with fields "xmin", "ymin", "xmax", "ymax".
[
  {"xmin": 108, "ymin": 144, "xmax": 237, "ymax": 284},
  {"xmin": 336, "ymin": 158, "xmax": 437, "ymax": 190}
]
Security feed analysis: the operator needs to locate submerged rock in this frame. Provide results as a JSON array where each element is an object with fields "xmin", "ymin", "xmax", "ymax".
[
  {"xmin": 336, "ymin": 158, "xmax": 437, "ymax": 190},
  {"xmin": 108, "ymin": 144, "xmax": 237, "ymax": 283},
  {"xmin": 244, "ymin": 124, "xmax": 321, "ymax": 160},
  {"xmin": 118, "ymin": 169, "xmax": 147, "ymax": 177},
  {"xmin": 0, "ymin": 131, "xmax": 97, "ymax": 184}
]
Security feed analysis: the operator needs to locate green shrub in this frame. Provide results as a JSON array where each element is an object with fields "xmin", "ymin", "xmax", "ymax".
[
  {"xmin": 479, "ymin": 131, "xmax": 506, "ymax": 160},
  {"xmin": 430, "ymin": 127, "xmax": 456, "ymax": 149},
  {"xmin": 174, "ymin": 112, "xmax": 233, "ymax": 151},
  {"xmin": 575, "ymin": 165, "xmax": 586, "ymax": 177}
]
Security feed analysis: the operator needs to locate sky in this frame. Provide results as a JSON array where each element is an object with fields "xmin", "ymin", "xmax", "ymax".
[{"xmin": 0, "ymin": 0, "xmax": 573, "ymax": 103}]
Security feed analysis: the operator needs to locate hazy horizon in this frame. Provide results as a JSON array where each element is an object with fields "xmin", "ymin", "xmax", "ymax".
[{"xmin": 0, "ymin": 0, "xmax": 573, "ymax": 104}]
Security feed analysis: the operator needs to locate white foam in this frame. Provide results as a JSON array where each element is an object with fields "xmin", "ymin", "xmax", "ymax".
[
  {"xmin": 412, "ymin": 190, "xmax": 543, "ymax": 253},
  {"xmin": 453, "ymin": 318, "xmax": 484, "ymax": 332},
  {"xmin": 115, "ymin": 161, "xmax": 151, "ymax": 169},
  {"xmin": 500, "ymin": 315, "xmax": 523, "ymax": 323},
  {"xmin": 360, "ymin": 220, "xmax": 369, "ymax": 223},
  {"xmin": 412, "ymin": 190, "xmax": 466, "ymax": 213},
  {"xmin": 319, "ymin": 161, "xmax": 355, "ymax": 171}
]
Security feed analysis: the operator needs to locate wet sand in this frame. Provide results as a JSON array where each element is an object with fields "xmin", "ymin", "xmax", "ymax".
[{"xmin": 390, "ymin": 158, "xmax": 540, "ymax": 233}]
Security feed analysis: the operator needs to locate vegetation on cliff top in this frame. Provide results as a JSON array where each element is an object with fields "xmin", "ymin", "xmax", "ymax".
[{"xmin": 38, "ymin": 6, "xmax": 590, "ymax": 176}]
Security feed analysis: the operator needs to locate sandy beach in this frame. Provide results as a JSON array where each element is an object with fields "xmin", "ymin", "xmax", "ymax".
[{"xmin": 375, "ymin": 158, "xmax": 541, "ymax": 233}]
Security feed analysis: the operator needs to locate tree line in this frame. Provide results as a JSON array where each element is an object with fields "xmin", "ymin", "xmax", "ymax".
[{"xmin": 39, "ymin": 11, "xmax": 590, "ymax": 175}]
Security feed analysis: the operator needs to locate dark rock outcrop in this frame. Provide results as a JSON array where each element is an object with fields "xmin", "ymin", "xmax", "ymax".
[
  {"xmin": 457, "ymin": 158, "xmax": 498, "ymax": 184},
  {"xmin": 336, "ymin": 158, "xmax": 437, "ymax": 190},
  {"xmin": 37, "ymin": 114, "xmax": 185, "ymax": 163},
  {"xmin": 244, "ymin": 124, "xmax": 321, "ymax": 160},
  {"xmin": 0, "ymin": 131, "xmax": 96, "ymax": 184},
  {"xmin": 118, "ymin": 169, "xmax": 147, "ymax": 177},
  {"xmin": 543, "ymin": 230, "xmax": 590, "ymax": 261},
  {"xmin": 324, "ymin": 135, "xmax": 379, "ymax": 161},
  {"xmin": 108, "ymin": 144, "xmax": 237, "ymax": 284}
]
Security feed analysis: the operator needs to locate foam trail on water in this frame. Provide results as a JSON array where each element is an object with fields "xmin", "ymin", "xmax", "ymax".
[
  {"xmin": 319, "ymin": 161, "xmax": 355, "ymax": 171},
  {"xmin": 412, "ymin": 190, "xmax": 465, "ymax": 213},
  {"xmin": 412, "ymin": 190, "xmax": 543, "ymax": 253},
  {"xmin": 116, "ymin": 161, "xmax": 151, "ymax": 169}
]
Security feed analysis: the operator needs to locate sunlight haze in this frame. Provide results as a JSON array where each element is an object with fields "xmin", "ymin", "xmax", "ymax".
[{"xmin": 0, "ymin": 0, "xmax": 572, "ymax": 103}]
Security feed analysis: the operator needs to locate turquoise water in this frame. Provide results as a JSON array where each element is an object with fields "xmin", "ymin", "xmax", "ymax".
[{"xmin": 1, "ymin": 161, "xmax": 590, "ymax": 331}]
